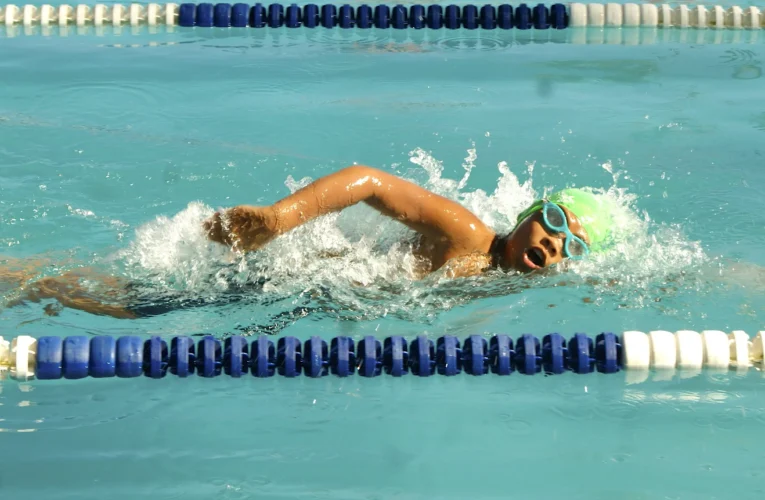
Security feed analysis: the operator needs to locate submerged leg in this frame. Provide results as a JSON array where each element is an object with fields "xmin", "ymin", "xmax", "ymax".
[
  {"xmin": 0, "ymin": 256, "xmax": 54, "ymax": 285},
  {"xmin": 1, "ymin": 258, "xmax": 139, "ymax": 319},
  {"xmin": 22, "ymin": 270, "xmax": 139, "ymax": 319}
]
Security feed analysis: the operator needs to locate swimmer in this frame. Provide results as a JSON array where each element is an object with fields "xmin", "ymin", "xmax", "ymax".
[
  {"xmin": 1, "ymin": 165, "xmax": 611, "ymax": 319},
  {"xmin": 204, "ymin": 165, "xmax": 610, "ymax": 277}
]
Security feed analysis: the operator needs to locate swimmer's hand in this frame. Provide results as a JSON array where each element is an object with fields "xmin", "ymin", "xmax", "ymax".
[{"xmin": 203, "ymin": 205, "xmax": 279, "ymax": 252}]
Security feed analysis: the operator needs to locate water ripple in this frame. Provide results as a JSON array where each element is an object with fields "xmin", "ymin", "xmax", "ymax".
[
  {"xmin": 0, "ymin": 381, "xmax": 163, "ymax": 432},
  {"xmin": 29, "ymin": 81, "xmax": 176, "ymax": 128}
]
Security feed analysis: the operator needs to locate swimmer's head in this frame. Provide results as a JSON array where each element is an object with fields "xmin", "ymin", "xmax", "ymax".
[{"xmin": 496, "ymin": 188, "xmax": 613, "ymax": 272}]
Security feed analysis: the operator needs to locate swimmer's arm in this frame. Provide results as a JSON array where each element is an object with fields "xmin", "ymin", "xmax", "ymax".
[{"xmin": 269, "ymin": 165, "xmax": 495, "ymax": 251}]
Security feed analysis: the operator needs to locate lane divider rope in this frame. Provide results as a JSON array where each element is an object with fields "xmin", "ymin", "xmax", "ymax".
[
  {"xmin": 1, "ymin": 3, "xmax": 764, "ymax": 30},
  {"xmin": 0, "ymin": 330, "xmax": 763, "ymax": 382}
]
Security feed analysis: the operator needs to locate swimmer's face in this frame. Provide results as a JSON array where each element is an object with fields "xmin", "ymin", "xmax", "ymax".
[{"xmin": 501, "ymin": 206, "xmax": 589, "ymax": 272}]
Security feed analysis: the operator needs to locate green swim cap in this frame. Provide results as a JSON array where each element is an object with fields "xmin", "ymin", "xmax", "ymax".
[{"xmin": 515, "ymin": 187, "xmax": 613, "ymax": 253}]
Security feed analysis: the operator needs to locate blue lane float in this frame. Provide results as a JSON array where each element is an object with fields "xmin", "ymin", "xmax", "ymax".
[
  {"xmin": 175, "ymin": 2, "xmax": 571, "ymax": 29},
  {"xmin": 63, "ymin": 336, "xmax": 90, "ymax": 380},
  {"xmin": 116, "ymin": 336, "xmax": 143, "ymax": 378},
  {"xmin": 8, "ymin": 333, "xmax": 624, "ymax": 381}
]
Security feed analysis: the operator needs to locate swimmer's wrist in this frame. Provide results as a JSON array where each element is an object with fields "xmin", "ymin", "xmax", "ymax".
[{"xmin": 265, "ymin": 205, "xmax": 284, "ymax": 235}]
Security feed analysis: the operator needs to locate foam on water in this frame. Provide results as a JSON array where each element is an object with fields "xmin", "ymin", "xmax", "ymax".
[{"xmin": 103, "ymin": 147, "xmax": 711, "ymax": 330}]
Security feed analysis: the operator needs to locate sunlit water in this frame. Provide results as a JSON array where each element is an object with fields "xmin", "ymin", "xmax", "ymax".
[{"xmin": 2, "ymin": 15, "xmax": 765, "ymax": 499}]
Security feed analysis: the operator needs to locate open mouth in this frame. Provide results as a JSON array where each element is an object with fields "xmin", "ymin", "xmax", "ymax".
[{"xmin": 523, "ymin": 247, "xmax": 546, "ymax": 269}]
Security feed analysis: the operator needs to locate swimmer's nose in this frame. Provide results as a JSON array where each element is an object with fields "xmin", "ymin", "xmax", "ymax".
[{"xmin": 540, "ymin": 237, "xmax": 561, "ymax": 259}]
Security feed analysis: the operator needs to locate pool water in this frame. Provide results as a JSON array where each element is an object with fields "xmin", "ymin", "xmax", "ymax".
[{"xmin": 3, "ymin": 4, "xmax": 765, "ymax": 498}]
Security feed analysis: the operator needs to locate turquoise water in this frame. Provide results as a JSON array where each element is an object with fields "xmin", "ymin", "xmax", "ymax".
[{"xmin": 3, "ymin": 10, "xmax": 765, "ymax": 498}]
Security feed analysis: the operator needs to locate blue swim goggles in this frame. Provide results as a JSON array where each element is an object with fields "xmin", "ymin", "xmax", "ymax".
[{"xmin": 541, "ymin": 201, "xmax": 590, "ymax": 260}]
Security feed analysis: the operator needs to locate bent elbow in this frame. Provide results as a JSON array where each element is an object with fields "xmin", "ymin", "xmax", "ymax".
[
  {"xmin": 342, "ymin": 165, "xmax": 375, "ymax": 179},
  {"xmin": 340, "ymin": 165, "xmax": 383, "ymax": 198}
]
